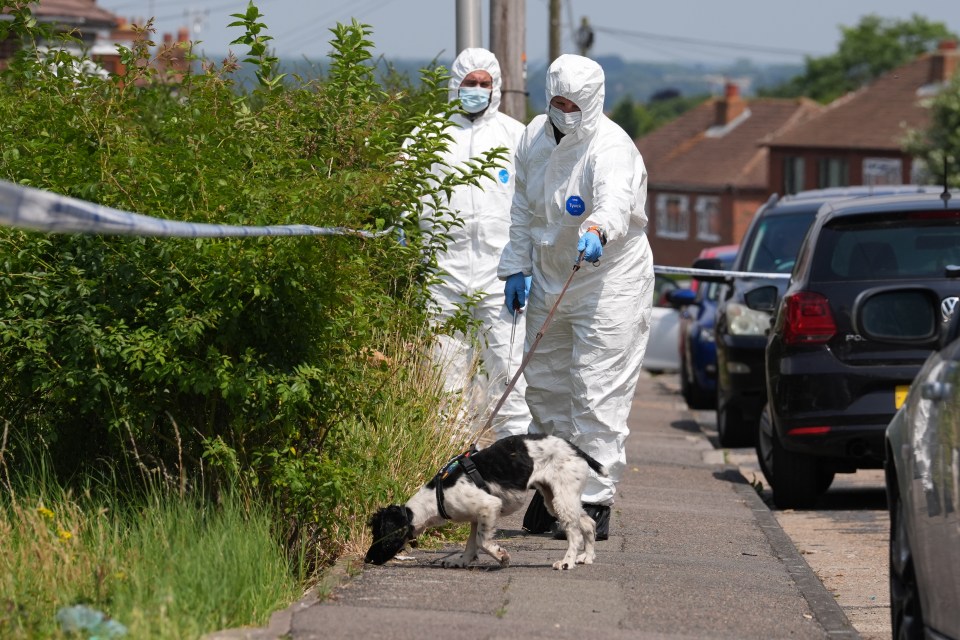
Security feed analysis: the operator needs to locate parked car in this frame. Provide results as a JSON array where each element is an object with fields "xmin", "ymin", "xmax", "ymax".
[
  {"xmin": 853, "ymin": 277, "xmax": 960, "ymax": 639},
  {"xmin": 759, "ymin": 190, "xmax": 960, "ymax": 508},
  {"xmin": 643, "ymin": 275, "xmax": 685, "ymax": 373},
  {"xmin": 668, "ymin": 245, "xmax": 738, "ymax": 409},
  {"xmin": 714, "ymin": 185, "xmax": 938, "ymax": 448}
]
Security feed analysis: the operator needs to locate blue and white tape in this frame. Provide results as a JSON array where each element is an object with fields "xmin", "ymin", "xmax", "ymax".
[
  {"xmin": 653, "ymin": 264, "xmax": 789, "ymax": 281},
  {"xmin": 0, "ymin": 179, "xmax": 395, "ymax": 239},
  {"xmin": 0, "ymin": 179, "xmax": 787, "ymax": 281}
]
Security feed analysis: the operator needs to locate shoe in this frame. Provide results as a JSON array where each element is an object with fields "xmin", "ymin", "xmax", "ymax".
[
  {"xmin": 522, "ymin": 491, "xmax": 557, "ymax": 534},
  {"xmin": 553, "ymin": 503, "xmax": 610, "ymax": 541}
]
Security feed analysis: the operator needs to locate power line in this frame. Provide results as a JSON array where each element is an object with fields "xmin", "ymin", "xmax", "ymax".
[
  {"xmin": 592, "ymin": 25, "xmax": 814, "ymax": 59},
  {"xmin": 281, "ymin": 0, "xmax": 396, "ymax": 55}
]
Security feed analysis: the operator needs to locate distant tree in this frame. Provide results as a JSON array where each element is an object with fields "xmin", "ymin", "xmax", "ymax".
[
  {"xmin": 610, "ymin": 95, "xmax": 646, "ymax": 139},
  {"xmin": 904, "ymin": 74, "xmax": 960, "ymax": 188},
  {"xmin": 610, "ymin": 93, "xmax": 707, "ymax": 140},
  {"xmin": 760, "ymin": 14, "xmax": 957, "ymax": 103}
]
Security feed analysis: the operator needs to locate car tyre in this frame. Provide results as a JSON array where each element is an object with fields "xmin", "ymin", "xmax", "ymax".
[
  {"xmin": 889, "ymin": 488, "xmax": 924, "ymax": 640},
  {"xmin": 681, "ymin": 358, "xmax": 714, "ymax": 410},
  {"xmin": 770, "ymin": 427, "xmax": 819, "ymax": 509},
  {"xmin": 756, "ymin": 403, "xmax": 774, "ymax": 487},
  {"xmin": 717, "ymin": 402, "xmax": 752, "ymax": 448}
]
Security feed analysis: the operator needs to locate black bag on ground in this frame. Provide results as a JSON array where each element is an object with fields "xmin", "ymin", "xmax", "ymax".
[{"xmin": 522, "ymin": 490, "xmax": 557, "ymax": 533}]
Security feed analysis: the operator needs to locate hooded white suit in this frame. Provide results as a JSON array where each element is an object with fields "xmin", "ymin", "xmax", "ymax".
[
  {"xmin": 420, "ymin": 48, "xmax": 530, "ymax": 439},
  {"xmin": 498, "ymin": 54, "xmax": 655, "ymax": 505}
]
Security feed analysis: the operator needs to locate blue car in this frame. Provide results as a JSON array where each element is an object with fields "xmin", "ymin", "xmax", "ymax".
[{"xmin": 669, "ymin": 246, "xmax": 738, "ymax": 410}]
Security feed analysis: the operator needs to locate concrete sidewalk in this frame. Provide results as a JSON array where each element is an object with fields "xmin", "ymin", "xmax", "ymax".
[{"xmin": 209, "ymin": 373, "xmax": 859, "ymax": 639}]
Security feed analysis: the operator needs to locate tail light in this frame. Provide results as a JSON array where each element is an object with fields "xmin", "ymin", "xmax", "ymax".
[{"xmin": 782, "ymin": 291, "xmax": 836, "ymax": 345}]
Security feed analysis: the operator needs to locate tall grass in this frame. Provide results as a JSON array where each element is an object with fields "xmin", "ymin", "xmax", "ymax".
[
  {"xmin": 0, "ymin": 323, "xmax": 483, "ymax": 638},
  {"xmin": 0, "ymin": 436, "xmax": 304, "ymax": 639},
  {"xmin": 311, "ymin": 325, "xmax": 479, "ymax": 562}
]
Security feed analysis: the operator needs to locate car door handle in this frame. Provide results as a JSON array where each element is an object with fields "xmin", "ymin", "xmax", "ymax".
[{"xmin": 921, "ymin": 381, "xmax": 952, "ymax": 401}]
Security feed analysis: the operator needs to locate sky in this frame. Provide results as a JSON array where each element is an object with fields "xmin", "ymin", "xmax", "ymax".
[{"xmin": 95, "ymin": 0, "xmax": 959, "ymax": 67}]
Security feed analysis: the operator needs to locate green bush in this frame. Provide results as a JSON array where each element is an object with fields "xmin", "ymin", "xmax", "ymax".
[{"xmin": 0, "ymin": 1, "xmax": 503, "ymax": 565}]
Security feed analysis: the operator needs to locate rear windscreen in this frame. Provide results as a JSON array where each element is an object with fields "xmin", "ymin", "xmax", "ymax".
[
  {"xmin": 742, "ymin": 212, "xmax": 817, "ymax": 273},
  {"xmin": 811, "ymin": 210, "xmax": 960, "ymax": 282}
]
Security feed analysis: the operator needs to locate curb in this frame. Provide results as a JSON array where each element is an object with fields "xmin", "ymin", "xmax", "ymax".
[
  {"xmin": 202, "ymin": 556, "xmax": 362, "ymax": 640},
  {"xmin": 730, "ymin": 468, "xmax": 860, "ymax": 639}
]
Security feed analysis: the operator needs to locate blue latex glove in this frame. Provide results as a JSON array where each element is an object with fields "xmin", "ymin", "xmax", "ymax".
[
  {"xmin": 524, "ymin": 275, "xmax": 532, "ymax": 300},
  {"xmin": 577, "ymin": 231, "xmax": 603, "ymax": 263},
  {"xmin": 504, "ymin": 273, "xmax": 527, "ymax": 316}
]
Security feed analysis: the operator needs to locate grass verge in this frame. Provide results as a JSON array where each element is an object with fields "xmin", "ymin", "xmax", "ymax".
[{"xmin": 0, "ymin": 453, "xmax": 304, "ymax": 639}]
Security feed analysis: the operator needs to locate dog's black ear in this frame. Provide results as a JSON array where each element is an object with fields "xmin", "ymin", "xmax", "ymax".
[{"xmin": 364, "ymin": 505, "xmax": 413, "ymax": 565}]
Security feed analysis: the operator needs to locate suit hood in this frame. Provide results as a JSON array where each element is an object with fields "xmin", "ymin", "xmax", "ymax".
[
  {"xmin": 545, "ymin": 54, "xmax": 605, "ymax": 140},
  {"xmin": 448, "ymin": 47, "xmax": 502, "ymax": 117}
]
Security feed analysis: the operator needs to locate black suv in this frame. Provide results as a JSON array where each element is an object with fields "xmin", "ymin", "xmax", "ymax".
[
  {"xmin": 714, "ymin": 186, "xmax": 936, "ymax": 447},
  {"xmin": 760, "ymin": 190, "xmax": 960, "ymax": 508}
]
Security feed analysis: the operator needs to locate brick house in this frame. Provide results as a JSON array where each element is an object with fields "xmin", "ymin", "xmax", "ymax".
[
  {"xmin": 1, "ymin": 2, "xmax": 190, "ymax": 80},
  {"xmin": 0, "ymin": 0, "xmax": 119, "ymax": 69},
  {"xmin": 635, "ymin": 83, "xmax": 822, "ymax": 267},
  {"xmin": 764, "ymin": 40, "xmax": 960, "ymax": 196}
]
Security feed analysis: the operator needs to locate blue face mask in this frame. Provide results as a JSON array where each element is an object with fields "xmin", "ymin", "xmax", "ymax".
[{"xmin": 459, "ymin": 87, "xmax": 491, "ymax": 114}]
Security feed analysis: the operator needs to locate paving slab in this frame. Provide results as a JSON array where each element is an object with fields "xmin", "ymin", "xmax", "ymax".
[{"xmin": 207, "ymin": 372, "xmax": 859, "ymax": 639}]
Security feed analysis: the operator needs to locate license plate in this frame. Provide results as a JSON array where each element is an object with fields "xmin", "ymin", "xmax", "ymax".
[{"xmin": 895, "ymin": 385, "xmax": 910, "ymax": 409}]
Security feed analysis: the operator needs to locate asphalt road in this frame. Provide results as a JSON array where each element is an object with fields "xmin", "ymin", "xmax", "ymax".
[{"xmin": 689, "ymin": 401, "xmax": 891, "ymax": 640}]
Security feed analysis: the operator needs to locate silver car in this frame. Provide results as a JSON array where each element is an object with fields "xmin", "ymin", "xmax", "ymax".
[{"xmin": 854, "ymin": 281, "xmax": 960, "ymax": 640}]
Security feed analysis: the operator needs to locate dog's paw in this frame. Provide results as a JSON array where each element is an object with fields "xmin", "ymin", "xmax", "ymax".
[
  {"xmin": 552, "ymin": 559, "xmax": 576, "ymax": 571},
  {"xmin": 576, "ymin": 552, "xmax": 594, "ymax": 565},
  {"xmin": 498, "ymin": 550, "xmax": 511, "ymax": 568},
  {"xmin": 441, "ymin": 553, "xmax": 472, "ymax": 568}
]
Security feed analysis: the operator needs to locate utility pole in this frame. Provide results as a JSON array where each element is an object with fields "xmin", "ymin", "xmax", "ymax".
[
  {"xmin": 548, "ymin": 0, "xmax": 561, "ymax": 63},
  {"xmin": 575, "ymin": 16, "xmax": 594, "ymax": 57},
  {"xmin": 455, "ymin": 0, "xmax": 482, "ymax": 53},
  {"xmin": 490, "ymin": 0, "xmax": 526, "ymax": 121}
]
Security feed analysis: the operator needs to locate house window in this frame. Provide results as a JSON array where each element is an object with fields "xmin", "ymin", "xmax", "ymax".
[
  {"xmin": 863, "ymin": 157, "xmax": 903, "ymax": 185},
  {"xmin": 655, "ymin": 194, "xmax": 689, "ymax": 239},
  {"xmin": 818, "ymin": 158, "xmax": 849, "ymax": 188},
  {"xmin": 784, "ymin": 157, "xmax": 805, "ymax": 195},
  {"xmin": 695, "ymin": 196, "xmax": 721, "ymax": 241}
]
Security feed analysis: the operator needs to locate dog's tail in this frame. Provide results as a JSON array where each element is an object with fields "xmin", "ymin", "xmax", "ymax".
[{"xmin": 571, "ymin": 444, "xmax": 608, "ymax": 477}]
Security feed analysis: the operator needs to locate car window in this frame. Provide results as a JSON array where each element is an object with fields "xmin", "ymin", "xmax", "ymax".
[
  {"xmin": 810, "ymin": 210, "xmax": 960, "ymax": 282},
  {"xmin": 654, "ymin": 276, "xmax": 691, "ymax": 307},
  {"xmin": 742, "ymin": 212, "xmax": 817, "ymax": 273},
  {"xmin": 653, "ymin": 276, "xmax": 677, "ymax": 307}
]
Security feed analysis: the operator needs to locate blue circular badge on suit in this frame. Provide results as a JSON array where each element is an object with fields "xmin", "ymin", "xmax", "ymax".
[
  {"xmin": 566, "ymin": 195, "xmax": 585, "ymax": 216},
  {"xmin": 498, "ymin": 169, "xmax": 510, "ymax": 184}
]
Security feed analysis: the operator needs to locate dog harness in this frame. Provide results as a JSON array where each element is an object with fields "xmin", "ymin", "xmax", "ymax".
[{"xmin": 434, "ymin": 445, "xmax": 489, "ymax": 520}]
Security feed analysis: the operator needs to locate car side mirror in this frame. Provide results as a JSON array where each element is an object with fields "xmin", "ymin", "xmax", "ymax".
[
  {"xmin": 667, "ymin": 288, "xmax": 697, "ymax": 309},
  {"xmin": 852, "ymin": 287, "xmax": 942, "ymax": 346},
  {"xmin": 743, "ymin": 285, "xmax": 779, "ymax": 313},
  {"xmin": 691, "ymin": 257, "xmax": 730, "ymax": 284}
]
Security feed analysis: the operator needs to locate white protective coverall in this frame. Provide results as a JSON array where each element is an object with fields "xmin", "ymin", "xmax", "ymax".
[
  {"xmin": 420, "ymin": 48, "xmax": 530, "ymax": 439},
  {"xmin": 497, "ymin": 54, "xmax": 655, "ymax": 505}
]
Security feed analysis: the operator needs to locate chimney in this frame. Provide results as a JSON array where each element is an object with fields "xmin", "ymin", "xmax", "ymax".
[
  {"xmin": 929, "ymin": 40, "xmax": 958, "ymax": 84},
  {"xmin": 714, "ymin": 82, "xmax": 746, "ymax": 126}
]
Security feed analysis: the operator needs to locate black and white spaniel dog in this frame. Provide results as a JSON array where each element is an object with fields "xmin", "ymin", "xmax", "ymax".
[{"xmin": 364, "ymin": 433, "xmax": 606, "ymax": 571}]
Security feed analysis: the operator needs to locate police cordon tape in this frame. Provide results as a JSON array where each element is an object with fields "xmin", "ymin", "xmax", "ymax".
[
  {"xmin": 0, "ymin": 179, "xmax": 789, "ymax": 281},
  {"xmin": 0, "ymin": 179, "xmax": 395, "ymax": 239},
  {"xmin": 654, "ymin": 264, "xmax": 789, "ymax": 281}
]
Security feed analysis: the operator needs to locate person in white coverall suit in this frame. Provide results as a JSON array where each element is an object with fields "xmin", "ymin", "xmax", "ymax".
[
  {"xmin": 420, "ymin": 48, "xmax": 531, "ymax": 440},
  {"xmin": 498, "ymin": 54, "xmax": 654, "ymax": 540}
]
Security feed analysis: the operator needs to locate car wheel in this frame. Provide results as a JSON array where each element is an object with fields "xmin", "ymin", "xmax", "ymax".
[
  {"xmin": 889, "ymin": 488, "xmax": 924, "ymax": 640},
  {"xmin": 681, "ymin": 358, "xmax": 714, "ymax": 410},
  {"xmin": 816, "ymin": 468, "xmax": 835, "ymax": 495},
  {"xmin": 756, "ymin": 403, "xmax": 774, "ymax": 487},
  {"xmin": 717, "ymin": 402, "xmax": 752, "ymax": 448},
  {"xmin": 770, "ymin": 427, "xmax": 819, "ymax": 509}
]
